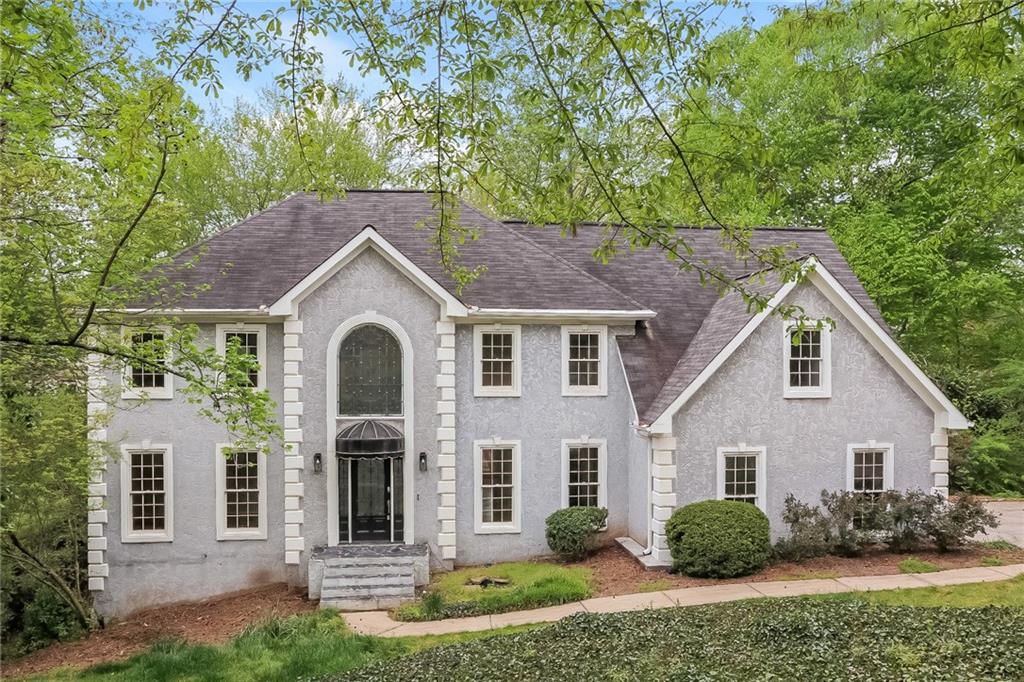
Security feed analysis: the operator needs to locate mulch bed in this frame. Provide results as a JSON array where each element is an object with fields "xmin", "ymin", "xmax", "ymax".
[
  {"xmin": 2, "ymin": 583, "xmax": 315, "ymax": 679},
  {"xmin": 575, "ymin": 541, "xmax": 1024, "ymax": 598}
]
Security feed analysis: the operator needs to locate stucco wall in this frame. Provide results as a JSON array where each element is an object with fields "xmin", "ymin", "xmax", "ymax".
[
  {"xmin": 454, "ymin": 325, "xmax": 636, "ymax": 565},
  {"xmin": 97, "ymin": 323, "xmax": 288, "ymax": 618},
  {"xmin": 673, "ymin": 283, "xmax": 934, "ymax": 535},
  {"xmin": 299, "ymin": 248, "xmax": 442, "ymax": 564},
  {"xmin": 626, "ymin": 422, "xmax": 650, "ymax": 544}
]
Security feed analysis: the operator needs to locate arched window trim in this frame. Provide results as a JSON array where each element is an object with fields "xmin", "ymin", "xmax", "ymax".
[{"xmin": 337, "ymin": 323, "xmax": 403, "ymax": 417}]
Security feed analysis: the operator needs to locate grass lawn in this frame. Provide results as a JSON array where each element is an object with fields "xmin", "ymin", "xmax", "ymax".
[
  {"xmin": 345, "ymin": 576, "xmax": 1024, "ymax": 681},
  {"xmin": 393, "ymin": 562, "xmax": 590, "ymax": 621}
]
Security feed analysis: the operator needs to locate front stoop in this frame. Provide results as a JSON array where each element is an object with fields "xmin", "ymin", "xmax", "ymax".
[{"xmin": 309, "ymin": 544, "xmax": 429, "ymax": 611}]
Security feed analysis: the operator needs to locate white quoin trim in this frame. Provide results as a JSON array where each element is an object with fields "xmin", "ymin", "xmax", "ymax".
[
  {"xmin": 282, "ymin": 318, "xmax": 305, "ymax": 564},
  {"xmin": 435, "ymin": 317, "xmax": 458, "ymax": 560},
  {"xmin": 649, "ymin": 258, "xmax": 970, "ymax": 433},
  {"xmin": 326, "ymin": 312, "xmax": 415, "ymax": 547},
  {"xmin": 267, "ymin": 227, "xmax": 469, "ymax": 319}
]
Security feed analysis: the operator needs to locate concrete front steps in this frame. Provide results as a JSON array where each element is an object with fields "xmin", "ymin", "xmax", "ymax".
[{"xmin": 309, "ymin": 544, "xmax": 429, "ymax": 611}]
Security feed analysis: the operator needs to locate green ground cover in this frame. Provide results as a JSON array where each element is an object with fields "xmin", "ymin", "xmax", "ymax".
[
  {"xmin": 392, "ymin": 562, "xmax": 590, "ymax": 621},
  {"xmin": 345, "ymin": 581, "xmax": 1024, "ymax": 681}
]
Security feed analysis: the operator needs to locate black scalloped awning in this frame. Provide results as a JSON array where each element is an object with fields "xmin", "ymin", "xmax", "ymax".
[{"xmin": 336, "ymin": 420, "xmax": 404, "ymax": 457}]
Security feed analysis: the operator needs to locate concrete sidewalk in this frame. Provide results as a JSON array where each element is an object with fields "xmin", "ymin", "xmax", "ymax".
[{"xmin": 342, "ymin": 562, "xmax": 1024, "ymax": 637}]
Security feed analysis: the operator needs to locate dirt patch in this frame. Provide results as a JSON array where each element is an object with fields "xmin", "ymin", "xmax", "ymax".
[
  {"xmin": 2, "ymin": 583, "xmax": 314, "ymax": 679},
  {"xmin": 575, "ymin": 542, "xmax": 1024, "ymax": 598}
]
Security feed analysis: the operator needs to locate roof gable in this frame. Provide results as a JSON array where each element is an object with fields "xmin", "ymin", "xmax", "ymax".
[{"xmin": 646, "ymin": 258, "xmax": 969, "ymax": 433}]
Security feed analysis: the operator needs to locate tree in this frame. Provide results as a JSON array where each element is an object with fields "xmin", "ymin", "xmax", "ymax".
[{"xmin": 166, "ymin": 82, "xmax": 396, "ymax": 241}]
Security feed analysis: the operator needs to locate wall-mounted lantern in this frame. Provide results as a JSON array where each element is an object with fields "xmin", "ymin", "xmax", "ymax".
[
  {"xmin": 313, "ymin": 452, "xmax": 323, "ymax": 474},
  {"xmin": 419, "ymin": 451, "xmax": 428, "ymax": 472}
]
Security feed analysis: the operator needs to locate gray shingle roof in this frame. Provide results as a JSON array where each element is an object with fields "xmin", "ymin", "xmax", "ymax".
[
  {"xmin": 153, "ymin": 191, "xmax": 644, "ymax": 312},
  {"xmin": 150, "ymin": 190, "xmax": 887, "ymax": 426}
]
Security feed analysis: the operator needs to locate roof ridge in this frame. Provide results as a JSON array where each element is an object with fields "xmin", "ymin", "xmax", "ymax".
[
  {"xmin": 501, "ymin": 220, "xmax": 827, "ymax": 233},
  {"xmin": 502, "ymin": 223, "xmax": 650, "ymax": 311}
]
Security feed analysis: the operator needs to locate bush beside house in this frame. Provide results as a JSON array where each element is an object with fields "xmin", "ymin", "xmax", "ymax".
[
  {"xmin": 545, "ymin": 507, "xmax": 608, "ymax": 562},
  {"xmin": 665, "ymin": 500, "xmax": 771, "ymax": 578}
]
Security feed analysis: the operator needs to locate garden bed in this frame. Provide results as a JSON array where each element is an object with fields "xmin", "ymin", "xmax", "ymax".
[
  {"xmin": 578, "ymin": 540, "xmax": 1024, "ymax": 597},
  {"xmin": 346, "ymin": 596, "xmax": 1024, "ymax": 681}
]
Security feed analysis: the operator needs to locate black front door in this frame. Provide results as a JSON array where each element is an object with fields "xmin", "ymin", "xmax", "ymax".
[{"xmin": 351, "ymin": 458, "xmax": 391, "ymax": 542}]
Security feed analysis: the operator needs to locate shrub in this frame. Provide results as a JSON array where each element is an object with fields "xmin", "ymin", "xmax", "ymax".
[
  {"xmin": 924, "ymin": 495, "xmax": 998, "ymax": 552},
  {"xmin": 774, "ymin": 494, "xmax": 832, "ymax": 561},
  {"xmin": 819, "ymin": 490, "xmax": 866, "ymax": 556},
  {"xmin": 665, "ymin": 500, "xmax": 771, "ymax": 578},
  {"xmin": 880, "ymin": 489, "xmax": 941, "ymax": 552},
  {"xmin": 545, "ymin": 507, "xmax": 607, "ymax": 561}
]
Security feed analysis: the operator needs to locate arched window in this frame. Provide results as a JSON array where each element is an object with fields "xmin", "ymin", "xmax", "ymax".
[{"xmin": 338, "ymin": 324, "xmax": 402, "ymax": 415}]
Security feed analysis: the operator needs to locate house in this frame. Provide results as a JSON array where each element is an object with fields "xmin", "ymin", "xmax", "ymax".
[{"xmin": 87, "ymin": 190, "xmax": 969, "ymax": 616}]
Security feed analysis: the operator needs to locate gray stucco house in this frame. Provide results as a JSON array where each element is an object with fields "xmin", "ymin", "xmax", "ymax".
[{"xmin": 86, "ymin": 190, "xmax": 969, "ymax": 616}]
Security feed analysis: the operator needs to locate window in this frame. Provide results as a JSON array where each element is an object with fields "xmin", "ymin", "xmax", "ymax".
[
  {"xmin": 561, "ymin": 438, "xmax": 607, "ymax": 509},
  {"xmin": 783, "ymin": 321, "xmax": 831, "ymax": 398},
  {"xmin": 122, "ymin": 328, "xmax": 173, "ymax": 399},
  {"xmin": 474, "ymin": 439, "xmax": 521, "ymax": 533},
  {"xmin": 717, "ymin": 445, "xmax": 766, "ymax": 511},
  {"xmin": 216, "ymin": 444, "xmax": 267, "ymax": 540},
  {"xmin": 561, "ymin": 326, "xmax": 608, "ymax": 396},
  {"xmin": 120, "ymin": 444, "xmax": 173, "ymax": 542},
  {"xmin": 216, "ymin": 324, "xmax": 267, "ymax": 390},
  {"xmin": 473, "ymin": 325, "xmax": 521, "ymax": 397},
  {"xmin": 846, "ymin": 442, "xmax": 894, "ymax": 494},
  {"xmin": 338, "ymin": 324, "xmax": 403, "ymax": 415}
]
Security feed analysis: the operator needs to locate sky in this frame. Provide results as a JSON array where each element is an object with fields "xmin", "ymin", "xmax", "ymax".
[{"xmin": 100, "ymin": 1, "xmax": 799, "ymax": 116}]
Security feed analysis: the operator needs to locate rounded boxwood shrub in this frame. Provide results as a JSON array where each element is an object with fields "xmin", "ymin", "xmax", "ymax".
[
  {"xmin": 665, "ymin": 500, "xmax": 771, "ymax": 578},
  {"xmin": 545, "ymin": 506, "xmax": 608, "ymax": 561}
]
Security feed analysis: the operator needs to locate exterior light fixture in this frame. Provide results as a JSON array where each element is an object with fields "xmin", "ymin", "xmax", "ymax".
[
  {"xmin": 419, "ymin": 452, "xmax": 428, "ymax": 472},
  {"xmin": 313, "ymin": 452, "xmax": 322, "ymax": 474}
]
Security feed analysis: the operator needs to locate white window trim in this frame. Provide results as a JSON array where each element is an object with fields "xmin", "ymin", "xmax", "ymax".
[
  {"xmin": 560, "ymin": 437, "xmax": 608, "ymax": 509},
  {"xmin": 215, "ymin": 443, "xmax": 268, "ymax": 540},
  {"xmin": 782, "ymin": 319, "xmax": 832, "ymax": 399},
  {"xmin": 215, "ymin": 323, "xmax": 267, "ymax": 391},
  {"xmin": 716, "ymin": 444, "xmax": 767, "ymax": 512},
  {"xmin": 473, "ymin": 325, "xmax": 521, "ymax": 397},
  {"xmin": 120, "ymin": 443, "xmax": 174, "ymax": 543},
  {"xmin": 846, "ymin": 441, "xmax": 895, "ymax": 492},
  {"xmin": 473, "ymin": 438, "xmax": 521, "ymax": 534},
  {"xmin": 121, "ymin": 326, "xmax": 173, "ymax": 400},
  {"xmin": 561, "ymin": 325, "xmax": 608, "ymax": 396}
]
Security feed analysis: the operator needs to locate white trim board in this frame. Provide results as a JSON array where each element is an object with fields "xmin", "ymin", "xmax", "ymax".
[
  {"xmin": 649, "ymin": 258, "xmax": 970, "ymax": 434},
  {"xmin": 268, "ymin": 227, "xmax": 469, "ymax": 318}
]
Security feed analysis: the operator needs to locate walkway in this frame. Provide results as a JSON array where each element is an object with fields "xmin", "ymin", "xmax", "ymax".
[
  {"xmin": 342, "ymin": 562, "xmax": 1024, "ymax": 637},
  {"xmin": 985, "ymin": 500, "xmax": 1024, "ymax": 547}
]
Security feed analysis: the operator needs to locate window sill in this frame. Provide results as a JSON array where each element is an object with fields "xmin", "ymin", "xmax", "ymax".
[
  {"xmin": 121, "ymin": 390, "xmax": 174, "ymax": 401},
  {"xmin": 783, "ymin": 391, "xmax": 831, "ymax": 400},
  {"xmin": 217, "ymin": 532, "xmax": 268, "ymax": 541},
  {"xmin": 562, "ymin": 388, "xmax": 608, "ymax": 397},
  {"xmin": 474, "ymin": 525, "xmax": 521, "ymax": 535},
  {"xmin": 473, "ymin": 390, "xmax": 521, "ymax": 398},
  {"xmin": 121, "ymin": 534, "xmax": 173, "ymax": 544}
]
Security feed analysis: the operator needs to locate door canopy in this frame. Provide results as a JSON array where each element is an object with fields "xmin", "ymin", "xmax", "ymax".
[{"xmin": 336, "ymin": 420, "xmax": 404, "ymax": 457}]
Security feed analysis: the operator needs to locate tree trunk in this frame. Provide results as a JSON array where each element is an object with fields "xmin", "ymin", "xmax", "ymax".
[{"xmin": 4, "ymin": 532, "xmax": 101, "ymax": 630}]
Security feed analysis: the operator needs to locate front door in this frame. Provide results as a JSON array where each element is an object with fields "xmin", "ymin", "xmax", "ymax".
[{"xmin": 351, "ymin": 458, "xmax": 391, "ymax": 542}]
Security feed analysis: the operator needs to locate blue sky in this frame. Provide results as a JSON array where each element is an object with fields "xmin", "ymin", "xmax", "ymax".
[{"xmin": 106, "ymin": 1, "xmax": 797, "ymax": 115}]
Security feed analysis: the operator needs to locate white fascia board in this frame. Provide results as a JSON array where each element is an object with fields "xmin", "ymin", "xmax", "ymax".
[
  {"xmin": 649, "ymin": 257, "xmax": 970, "ymax": 432},
  {"xmin": 648, "ymin": 277, "xmax": 800, "ymax": 433},
  {"xmin": 266, "ymin": 227, "xmax": 469, "ymax": 318},
  {"xmin": 806, "ymin": 262, "xmax": 970, "ymax": 431},
  {"xmin": 466, "ymin": 308, "xmax": 656, "ymax": 323}
]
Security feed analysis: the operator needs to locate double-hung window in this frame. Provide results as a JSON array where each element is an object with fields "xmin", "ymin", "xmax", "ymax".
[
  {"xmin": 717, "ymin": 445, "xmax": 766, "ymax": 511},
  {"xmin": 783, "ymin": 320, "xmax": 831, "ymax": 398},
  {"xmin": 122, "ymin": 328, "xmax": 173, "ymax": 399},
  {"xmin": 561, "ymin": 439, "xmax": 607, "ymax": 509},
  {"xmin": 562, "ymin": 326, "xmax": 608, "ymax": 396},
  {"xmin": 474, "ymin": 325, "xmax": 521, "ymax": 397},
  {"xmin": 846, "ymin": 442, "xmax": 894, "ymax": 497},
  {"xmin": 216, "ymin": 444, "xmax": 267, "ymax": 540},
  {"xmin": 216, "ymin": 324, "xmax": 267, "ymax": 390},
  {"xmin": 120, "ymin": 444, "xmax": 173, "ymax": 542},
  {"xmin": 474, "ymin": 439, "xmax": 521, "ymax": 533}
]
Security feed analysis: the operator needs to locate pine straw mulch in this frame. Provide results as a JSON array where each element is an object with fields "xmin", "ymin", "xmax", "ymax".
[
  {"xmin": 574, "ymin": 541, "xmax": 1024, "ymax": 598},
  {"xmin": 2, "ymin": 583, "xmax": 314, "ymax": 679}
]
